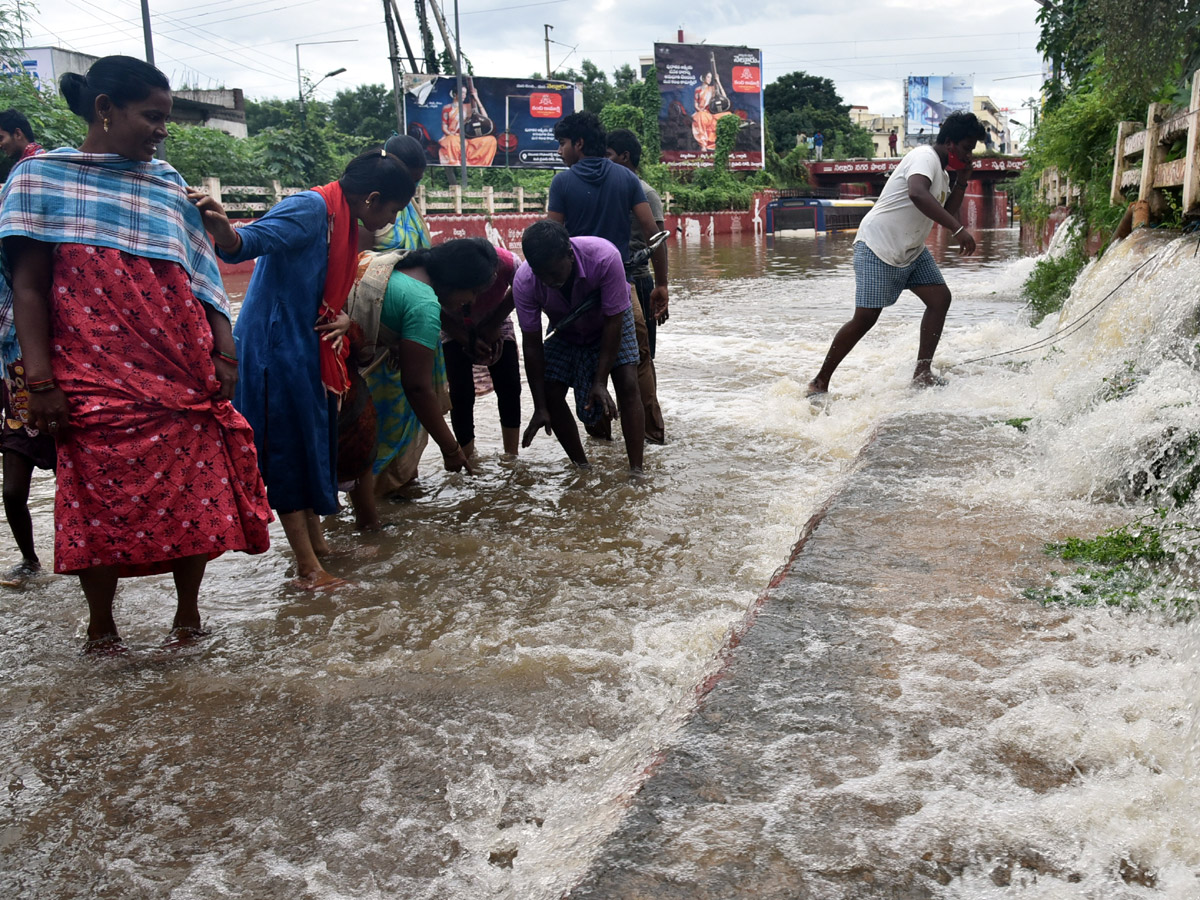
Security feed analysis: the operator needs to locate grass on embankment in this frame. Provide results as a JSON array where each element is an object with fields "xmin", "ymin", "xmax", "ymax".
[{"xmin": 1025, "ymin": 512, "xmax": 1200, "ymax": 612}]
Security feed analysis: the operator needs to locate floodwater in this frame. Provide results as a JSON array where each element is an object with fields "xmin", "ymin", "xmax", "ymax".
[{"xmin": 2, "ymin": 225, "xmax": 1199, "ymax": 898}]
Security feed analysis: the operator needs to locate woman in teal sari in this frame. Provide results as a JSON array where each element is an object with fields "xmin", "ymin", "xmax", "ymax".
[
  {"xmin": 367, "ymin": 135, "xmax": 440, "ymax": 497},
  {"xmin": 346, "ymin": 239, "xmax": 497, "ymax": 529}
]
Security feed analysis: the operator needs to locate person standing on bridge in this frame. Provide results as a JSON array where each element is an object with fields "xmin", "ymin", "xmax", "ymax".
[
  {"xmin": 806, "ymin": 111, "xmax": 987, "ymax": 396},
  {"xmin": 813, "ymin": 131, "xmax": 824, "ymax": 161},
  {"xmin": 888, "ymin": 128, "xmax": 898, "ymax": 157}
]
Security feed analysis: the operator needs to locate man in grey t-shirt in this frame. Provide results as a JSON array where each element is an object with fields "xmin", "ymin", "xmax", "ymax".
[{"xmin": 605, "ymin": 128, "xmax": 668, "ymax": 444}]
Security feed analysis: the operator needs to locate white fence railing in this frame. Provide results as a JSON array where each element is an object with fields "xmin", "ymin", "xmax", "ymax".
[
  {"xmin": 201, "ymin": 178, "xmax": 551, "ymax": 218},
  {"xmin": 1110, "ymin": 69, "xmax": 1200, "ymax": 212}
]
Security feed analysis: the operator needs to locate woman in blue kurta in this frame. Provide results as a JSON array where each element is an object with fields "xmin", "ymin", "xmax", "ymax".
[{"xmin": 195, "ymin": 149, "xmax": 415, "ymax": 589}]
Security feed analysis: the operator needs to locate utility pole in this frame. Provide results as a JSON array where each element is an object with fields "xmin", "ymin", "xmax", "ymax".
[
  {"xmin": 382, "ymin": 0, "xmax": 406, "ymax": 133},
  {"xmin": 426, "ymin": 0, "xmax": 468, "ymax": 188},
  {"xmin": 453, "ymin": 0, "xmax": 467, "ymax": 189},
  {"xmin": 140, "ymin": 0, "xmax": 155, "ymax": 66},
  {"xmin": 544, "ymin": 24, "xmax": 553, "ymax": 79},
  {"xmin": 140, "ymin": 0, "xmax": 165, "ymax": 159},
  {"xmin": 388, "ymin": 0, "xmax": 420, "ymax": 73}
]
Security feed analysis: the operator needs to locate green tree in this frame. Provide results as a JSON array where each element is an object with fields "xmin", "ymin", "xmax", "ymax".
[
  {"xmin": 1017, "ymin": 0, "xmax": 1200, "ymax": 237},
  {"xmin": 1037, "ymin": 0, "xmax": 1198, "ymax": 112},
  {"xmin": 613, "ymin": 64, "xmax": 638, "ymax": 96},
  {"xmin": 763, "ymin": 71, "xmax": 867, "ymax": 159},
  {"xmin": 627, "ymin": 67, "xmax": 661, "ymax": 166},
  {"xmin": 1036, "ymin": 0, "xmax": 1100, "ymax": 108},
  {"xmin": 714, "ymin": 114, "xmax": 739, "ymax": 173},
  {"xmin": 245, "ymin": 97, "xmax": 310, "ymax": 135},
  {"xmin": 164, "ymin": 123, "xmax": 261, "ymax": 186},
  {"xmin": 329, "ymin": 83, "xmax": 399, "ymax": 145},
  {"xmin": 250, "ymin": 122, "xmax": 350, "ymax": 187},
  {"xmin": 0, "ymin": 72, "xmax": 87, "ymax": 179},
  {"xmin": 598, "ymin": 103, "xmax": 642, "ymax": 134}
]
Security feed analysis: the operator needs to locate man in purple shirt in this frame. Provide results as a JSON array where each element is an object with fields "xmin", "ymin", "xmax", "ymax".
[{"xmin": 514, "ymin": 221, "xmax": 644, "ymax": 473}]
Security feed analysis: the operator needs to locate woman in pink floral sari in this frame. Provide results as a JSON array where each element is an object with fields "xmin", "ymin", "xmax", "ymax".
[{"xmin": 0, "ymin": 56, "xmax": 272, "ymax": 653}]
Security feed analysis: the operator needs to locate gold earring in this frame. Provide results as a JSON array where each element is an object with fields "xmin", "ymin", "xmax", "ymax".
[{"xmin": 103, "ymin": 117, "xmax": 109, "ymax": 133}]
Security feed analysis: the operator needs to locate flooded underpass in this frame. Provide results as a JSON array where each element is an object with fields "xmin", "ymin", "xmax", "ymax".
[{"xmin": 3, "ymin": 226, "xmax": 1200, "ymax": 898}]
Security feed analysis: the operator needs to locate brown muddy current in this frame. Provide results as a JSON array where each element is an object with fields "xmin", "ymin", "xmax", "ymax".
[{"xmin": 3, "ymin": 227, "xmax": 1200, "ymax": 898}]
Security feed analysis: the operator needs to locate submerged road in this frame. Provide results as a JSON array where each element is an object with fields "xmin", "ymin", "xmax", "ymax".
[{"xmin": 570, "ymin": 413, "xmax": 1139, "ymax": 898}]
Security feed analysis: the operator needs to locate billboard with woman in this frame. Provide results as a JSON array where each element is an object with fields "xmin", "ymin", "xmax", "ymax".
[
  {"xmin": 653, "ymin": 42, "xmax": 764, "ymax": 169},
  {"xmin": 402, "ymin": 74, "xmax": 582, "ymax": 168}
]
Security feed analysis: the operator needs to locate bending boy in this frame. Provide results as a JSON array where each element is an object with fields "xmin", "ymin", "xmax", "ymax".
[{"xmin": 515, "ymin": 221, "xmax": 644, "ymax": 472}]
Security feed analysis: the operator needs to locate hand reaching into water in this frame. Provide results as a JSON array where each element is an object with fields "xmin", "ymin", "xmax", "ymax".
[{"xmin": 522, "ymin": 407, "xmax": 552, "ymax": 447}]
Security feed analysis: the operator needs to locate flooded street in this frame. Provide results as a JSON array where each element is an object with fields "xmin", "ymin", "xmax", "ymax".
[{"xmin": 3, "ymin": 226, "xmax": 1200, "ymax": 898}]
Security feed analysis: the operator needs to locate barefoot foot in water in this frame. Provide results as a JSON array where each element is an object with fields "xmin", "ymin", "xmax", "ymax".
[
  {"xmin": 1, "ymin": 559, "xmax": 42, "ymax": 587},
  {"xmin": 291, "ymin": 570, "xmax": 351, "ymax": 591},
  {"xmin": 805, "ymin": 378, "xmax": 829, "ymax": 397},
  {"xmin": 911, "ymin": 370, "xmax": 948, "ymax": 388},
  {"xmin": 82, "ymin": 633, "xmax": 129, "ymax": 656},
  {"xmin": 161, "ymin": 625, "xmax": 212, "ymax": 650}
]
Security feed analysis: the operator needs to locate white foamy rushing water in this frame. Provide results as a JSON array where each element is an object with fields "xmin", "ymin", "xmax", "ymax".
[{"xmin": 1, "ymin": 225, "xmax": 1198, "ymax": 898}]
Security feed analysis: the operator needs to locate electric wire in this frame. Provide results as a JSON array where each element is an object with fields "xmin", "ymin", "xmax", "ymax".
[{"xmin": 956, "ymin": 252, "xmax": 1162, "ymax": 366}]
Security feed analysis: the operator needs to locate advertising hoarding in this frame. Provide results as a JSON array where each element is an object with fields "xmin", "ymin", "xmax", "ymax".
[
  {"xmin": 653, "ymin": 43, "xmax": 764, "ymax": 169},
  {"xmin": 402, "ymin": 74, "xmax": 583, "ymax": 168},
  {"xmin": 905, "ymin": 75, "xmax": 973, "ymax": 136}
]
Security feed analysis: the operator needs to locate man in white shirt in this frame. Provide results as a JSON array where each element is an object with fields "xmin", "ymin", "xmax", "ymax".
[{"xmin": 807, "ymin": 111, "xmax": 988, "ymax": 395}]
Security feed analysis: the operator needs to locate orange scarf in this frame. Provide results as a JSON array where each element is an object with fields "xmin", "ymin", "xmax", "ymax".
[{"xmin": 312, "ymin": 180, "xmax": 357, "ymax": 396}]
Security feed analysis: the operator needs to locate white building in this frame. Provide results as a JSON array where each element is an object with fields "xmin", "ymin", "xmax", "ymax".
[{"xmin": 8, "ymin": 47, "xmax": 248, "ymax": 138}]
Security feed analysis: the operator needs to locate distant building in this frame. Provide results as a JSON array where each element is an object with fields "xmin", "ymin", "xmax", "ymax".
[
  {"xmin": 848, "ymin": 106, "xmax": 905, "ymax": 158},
  {"xmin": 972, "ymin": 95, "xmax": 1011, "ymax": 154},
  {"xmin": 172, "ymin": 89, "xmax": 248, "ymax": 138},
  {"xmin": 6, "ymin": 46, "xmax": 95, "ymax": 90},
  {"xmin": 7, "ymin": 47, "xmax": 248, "ymax": 138}
]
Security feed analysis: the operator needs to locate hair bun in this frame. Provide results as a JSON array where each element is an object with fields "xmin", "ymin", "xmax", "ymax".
[{"xmin": 59, "ymin": 72, "xmax": 89, "ymax": 116}]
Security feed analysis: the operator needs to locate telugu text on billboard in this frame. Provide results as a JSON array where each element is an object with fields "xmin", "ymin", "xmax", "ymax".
[
  {"xmin": 402, "ymin": 74, "xmax": 582, "ymax": 168},
  {"xmin": 653, "ymin": 43, "xmax": 765, "ymax": 170},
  {"xmin": 906, "ymin": 75, "xmax": 973, "ymax": 136}
]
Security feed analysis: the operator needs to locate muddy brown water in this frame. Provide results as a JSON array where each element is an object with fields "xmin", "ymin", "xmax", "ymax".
[{"xmin": 3, "ymin": 228, "xmax": 1198, "ymax": 898}]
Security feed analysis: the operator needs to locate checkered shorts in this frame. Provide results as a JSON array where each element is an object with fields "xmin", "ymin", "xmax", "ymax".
[
  {"xmin": 854, "ymin": 241, "xmax": 945, "ymax": 309},
  {"xmin": 543, "ymin": 306, "xmax": 639, "ymax": 425}
]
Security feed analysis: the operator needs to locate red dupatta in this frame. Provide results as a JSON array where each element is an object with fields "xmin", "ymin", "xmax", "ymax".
[{"xmin": 311, "ymin": 180, "xmax": 357, "ymax": 396}]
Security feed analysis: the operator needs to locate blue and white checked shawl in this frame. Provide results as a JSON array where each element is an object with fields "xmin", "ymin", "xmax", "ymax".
[{"xmin": 0, "ymin": 150, "xmax": 231, "ymax": 366}]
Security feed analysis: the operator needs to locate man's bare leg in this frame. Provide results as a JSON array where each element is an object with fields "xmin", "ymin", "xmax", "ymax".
[
  {"xmin": 546, "ymin": 380, "xmax": 589, "ymax": 467},
  {"xmin": 910, "ymin": 282, "xmax": 952, "ymax": 386},
  {"xmin": 807, "ymin": 306, "xmax": 883, "ymax": 395},
  {"xmin": 612, "ymin": 364, "xmax": 645, "ymax": 472}
]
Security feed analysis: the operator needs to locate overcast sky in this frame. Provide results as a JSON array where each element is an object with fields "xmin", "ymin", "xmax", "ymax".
[{"xmin": 25, "ymin": 0, "xmax": 1047, "ymax": 131}]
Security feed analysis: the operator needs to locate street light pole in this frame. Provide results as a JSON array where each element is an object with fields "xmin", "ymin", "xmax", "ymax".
[{"xmin": 295, "ymin": 40, "xmax": 357, "ymax": 117}]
